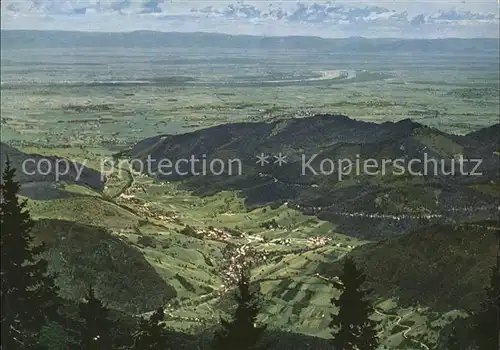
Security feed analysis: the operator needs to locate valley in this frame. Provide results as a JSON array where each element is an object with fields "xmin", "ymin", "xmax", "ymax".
[{"xmin": 1, "ymin": 31, "xmax": 499, "ymax": 349}]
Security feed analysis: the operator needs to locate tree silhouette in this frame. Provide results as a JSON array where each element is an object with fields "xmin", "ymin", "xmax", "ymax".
[
  {"xmin": 211, "ymin": 269, "xmax": 266, "ymax": 350},
  {"xmin": 446, "ymin": 326, "xmax": 461, "ymax": 350},
  {"xmin": 1, "ymin": 159, "xmax": 62, "ymax": 349},
  {"xmin": 472, "ymin": 229, "xmax": 500, "ymax": 350},
  {"xmin": 329, "ymin": 257, "xmax": 379, "ymax": 350},
  {"xmin": 132, "ymin": 307, "xmax": 170, "ymax": 350},
  {"xmin": 77, "ymin": 286, "xmax": 114, "ymax": 350}
]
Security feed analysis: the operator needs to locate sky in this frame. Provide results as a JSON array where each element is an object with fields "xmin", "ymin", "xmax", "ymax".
[{"xmin": 1, "ymin": 1, "xmax": 499, "ymax": 38}]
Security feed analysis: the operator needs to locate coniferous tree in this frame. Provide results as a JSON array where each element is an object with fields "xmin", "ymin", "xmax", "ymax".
[
  {"xmin": 132, "ymin": 307, "xmax": 170, "ymax": 350},
  {"xmin": 472, "ymin": 230, "xmax": 500, "ymax": 350},
  {"xmin": 211, "ymin": 269, "xmax": 266, "ymax": 350},
  {"xmin": 1, "ymin": 159, "xmax": 62, "ymax": 349},
  {"xmin": 329, "ymin": 257, "xmax": 378, "ymax": 350},
  {"xmin": 446, "ymin": 326, "xmax": 461, "ymax": 350},
  {"xmin": 77, "ymin": 286, "xmax": 115, "ymax": 350}
]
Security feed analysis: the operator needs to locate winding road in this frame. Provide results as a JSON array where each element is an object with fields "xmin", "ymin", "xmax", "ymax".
[
  {"xmin": 374, "ymin": 309, "xmax": 430, "ymax": 350},
  {"xmin": 314, "ymin": 273, "xmax": 430, "ymax": 350},
  {"xmin": 110, "ymin": 164, "xmax": 135, "ymax": 199}
]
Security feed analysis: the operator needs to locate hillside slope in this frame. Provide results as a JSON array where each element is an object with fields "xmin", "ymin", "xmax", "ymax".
[
  {"xmin": 32, "ymin": 219, "xmax": 176, "ymax": 314},
  {"xmin": 123, "ymin": 114, "xmax": 499, "ymax": 238},
  {"xmin": 317, "ymin": 222, "xmax": 499, "ymax": 312}
]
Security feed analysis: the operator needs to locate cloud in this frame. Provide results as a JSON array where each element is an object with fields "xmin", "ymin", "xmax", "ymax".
[
  {"xmin": 410, "ymin": 14, "xmax": 426, "ymax": 26},
  {"xmin": 430, "ymin": 9, "xmax": 497, "ymax": 21},
  {"xmin": 1, "ymin": 1, "xmax": 498, "ymax": 38},
  {"xmin": 141, "ymin": 0, "xmax": 164, "ymax": 14}
]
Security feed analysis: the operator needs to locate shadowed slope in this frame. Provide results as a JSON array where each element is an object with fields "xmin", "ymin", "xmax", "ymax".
[
  {"xmin": 32, "ymin": 219, "xmax": 176, "ymax": 314},
  {"xmin": 317, "ymin": 222, "xmax": 499, "ymax": 312}
]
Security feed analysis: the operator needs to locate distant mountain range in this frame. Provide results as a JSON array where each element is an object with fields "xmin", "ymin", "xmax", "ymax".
[
  {"xmin": 1, "ymin": 30, "xmax": 499, "ymax": 52},
  {"xmin": 121, "ymin": 114, "xmax": 499, "ymax": 238}
]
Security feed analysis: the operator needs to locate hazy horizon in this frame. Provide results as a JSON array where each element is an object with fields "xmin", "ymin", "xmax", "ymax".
[{"xmin": 2, "ymin": 28, "xmax": 500, "ymax": 41}]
